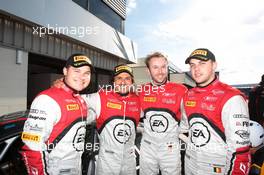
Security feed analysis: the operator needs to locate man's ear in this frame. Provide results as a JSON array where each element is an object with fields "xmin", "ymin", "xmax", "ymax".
[
  {"xmin": 213, "ymin": 61, "xmax": 217, "ymax": 71},
  {"xmin": 146, "ymin": 67, "xmax": 150, "ymax": 76},
  {"xmin": 63, "ymin": 67, "xmax": 67, "ymax": 76}
]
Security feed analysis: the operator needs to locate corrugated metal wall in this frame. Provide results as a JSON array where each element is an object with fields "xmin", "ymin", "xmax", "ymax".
[
  {"xmin": 103, "ymin": 0, "xmax": 126, "ymax": 19},
  {"xmin": 0, "ymin": 14, "xmax": 119, "ymax": 70}
]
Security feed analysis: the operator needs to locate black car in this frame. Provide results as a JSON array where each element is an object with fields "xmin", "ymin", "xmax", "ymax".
[{"xmin": 0, "ymin": 111, "xmax": 28, "ymax": 175}]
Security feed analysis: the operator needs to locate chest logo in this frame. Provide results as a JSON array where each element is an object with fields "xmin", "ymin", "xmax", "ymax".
[
  {"xmin": 143, "ymin": 97, "xmax": 156, "ymax": 102},
  {"xmin": 185, "ymin": 101, "xmax": 196, "ymax": 107},
  {"xmin": 73, "ymin": 125, "xmax": 86, "ymax": 151},
  {"xmin": 149, "ymin": 114, "xmax": 169, "ymax": 133},
  {"xmin": 190, "ymin": 121, "xmax": 210, "ymax": 147},
  {"xmin": 162, "ymin": 98, "xmax": 176, "ymax": 104},
  {"xmin": 113, "ymin": 123, "xmax": 132, "ymax": 144},
  {"xmin": 107, "ymin": 102, "xmax": 122, "ymax": 110},
  {"xmin": 66, "ymin": 104, "xmax": 79, "ymax": 111}
]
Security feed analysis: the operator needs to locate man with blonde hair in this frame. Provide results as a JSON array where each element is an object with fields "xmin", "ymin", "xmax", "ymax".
[{"xmin": 139, "ymin": 52, "xmax": 187, "ymax": 175}]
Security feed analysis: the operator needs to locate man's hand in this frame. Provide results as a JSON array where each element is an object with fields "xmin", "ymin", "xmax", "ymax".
[{"xmin": 52, "ymin": 78, "xmax": 64, "ymax": 88}]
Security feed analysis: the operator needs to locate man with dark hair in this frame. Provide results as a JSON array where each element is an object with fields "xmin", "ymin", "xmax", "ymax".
[
  {"xmin": 248, "ymin": 74, "xmax": 264, "ymax": 126},
  {"xmin": 83, "ymin": 64, "xmax": 140, "ymax": 175},
  {"xmin": 21, "ymin": 54, "xmax": 93, "ymax": 175},
  {"xmin": 139, "ymin": 52, "xmax": 187, "ymax": 175},
  {"xmin": 181, "ymin": 48, "xmax": 251, "ymax": 175}
]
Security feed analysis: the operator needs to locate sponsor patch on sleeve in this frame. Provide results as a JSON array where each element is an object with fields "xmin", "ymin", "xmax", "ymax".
[{"xmin": 21, "ymin": 132, "xmax": 40, "ymax": 142}]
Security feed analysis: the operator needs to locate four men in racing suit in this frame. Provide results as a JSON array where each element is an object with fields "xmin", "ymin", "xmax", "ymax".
[
  {"xmin": 22, "ymin": 49, "xmax": 253, "ymax": 175},
  {"xmin": 83, "ymin": 64, "xmax": 140, "ymax": 175},
  {"xmin": 21, "ymin": 54, "xmax": 93, "ymax": 175},
  {"xmin": 138, "ymin": 52, "xmax": 187, "ymax": 175},
  {"xmin": 180, "ymin": 48, "xmax": 251, "ymax": 175}
]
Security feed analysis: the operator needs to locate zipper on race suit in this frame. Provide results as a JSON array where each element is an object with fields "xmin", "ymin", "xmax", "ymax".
[
  {"xmin": 121, "ymin": 100, "xmax": 127, "ymax": 166},
  {"xmin": 122, "ymin": 100, "xmax": 127, "ymax": 144}
]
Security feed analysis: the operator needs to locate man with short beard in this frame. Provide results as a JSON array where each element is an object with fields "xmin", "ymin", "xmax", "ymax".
[
  {"xmin": 84, "ymin": 64, "xmax": 140, "ymax": 175},
  {"xmin": 181, "ymin": 48, "xmax": 251, "ymax": 175},
  {"xmin": 139, "ymin": 52, "xmax": 187, "ymax": 175}
]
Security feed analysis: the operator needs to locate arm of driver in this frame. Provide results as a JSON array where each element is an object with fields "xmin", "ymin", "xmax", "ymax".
[
  {"xmin": 21, "ymin": 95, "xmax": 60, "ymax": 174},
  {"xmin": 222, "ymin": 95, "xmax": 251, "ymax": 175},
  {"xmin": 179, "ymin": 99, "xmax": 189, "ymax": 134},
  {"xmin": 137, "ymin": 109, "xmax": 144, "ymax": 133},
  {"xmin": 81, "ymin": 92, "xmax": 101, "ymax": 124}
]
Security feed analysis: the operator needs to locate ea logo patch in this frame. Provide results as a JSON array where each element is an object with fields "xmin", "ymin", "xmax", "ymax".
[
  {"xmin": 73, "ymin": 125, "xmax": 86, "ymax": 151},
  {"xmin": 150, "ymin": 114, "xmax": 169, "ymax": 133},
  {"xmin": 190, "ymin": 122, "xmax": 210, "ymax": 147},
  {"xmin": 113, "ymin": 123, "xmax": 132, "ymax": 144}
]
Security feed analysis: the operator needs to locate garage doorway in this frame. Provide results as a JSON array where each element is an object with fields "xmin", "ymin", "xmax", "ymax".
[{"xmin": 27, "ymin": 53, "xmax": 64, "ymax": 108}]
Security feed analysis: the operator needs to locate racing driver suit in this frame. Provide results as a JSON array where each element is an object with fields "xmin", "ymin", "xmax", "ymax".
[
  {"xmin": 21, "ymin": 84, "xmax": 87, "ymax": 175},
  {"xmin": 83, "ymin": 90, "xmax": 140, "ymax": 175},
  {"xmin": 138, "ymin": 82, "xmax": 187, "ymax": 175},
  {"xmin": 180, "ymin": 79, "xmax": 251, "ymax": 175}
]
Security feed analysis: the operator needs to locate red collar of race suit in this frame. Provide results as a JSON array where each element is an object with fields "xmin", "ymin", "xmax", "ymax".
[{"xmin": 192, "ymin": 76, "xmax": 219, "ymax": 93}]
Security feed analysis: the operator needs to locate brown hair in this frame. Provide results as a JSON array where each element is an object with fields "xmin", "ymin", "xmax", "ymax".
[{"xmin": 145, "ymin": 52, "xmax": 168, "ymax": 68}]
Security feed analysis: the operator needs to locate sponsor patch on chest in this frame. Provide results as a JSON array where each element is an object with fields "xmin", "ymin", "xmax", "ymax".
[
  {"xmin": 162, "ymin": 98, "xmax": 176, "ymax": 104},
  {"xmin": 128, "ymin": 107, "xmax": 139, "ymax": 112},
  {"xmin": 162, "ymin": 93, "xmax": 176, "ymax": 97},
  {"xmin": 107, "ymin": 102, "xmax": 122, "ymax": 110},
  {"xmin": 143, "ymin": 96, "xmax": 156, "ymax": 102},
  {"xmin": 201, "ymin": 103, "xmax": 216, "ymax": 111},
  {"xmin": 185, "ymin": 101, "xmax": 196, "ymax": 107},
  {"xmin": 113, "ymin": 123, "xmax": 132, "ymax": 144},
  {"xmin": 66, "ymin": 104, "xmax": 79, "ymax": 111}
]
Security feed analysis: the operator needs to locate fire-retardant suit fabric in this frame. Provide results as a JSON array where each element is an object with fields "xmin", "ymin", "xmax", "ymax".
[{"xmin": 180, "ymin": 79, "xmax": 251, "ymax": 175}]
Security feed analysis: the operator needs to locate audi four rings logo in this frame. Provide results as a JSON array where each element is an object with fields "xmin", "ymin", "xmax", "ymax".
[
  {"xmin": 113, "ymin": 123, "xmax": 132, "ymax": 144},
  {"xmin": 150, "ymin": 114, "xmax": 169, "ymax": 133},
  {"xmin": 190, "ymin": 122, "xmax": 210, "ymax": 147}
]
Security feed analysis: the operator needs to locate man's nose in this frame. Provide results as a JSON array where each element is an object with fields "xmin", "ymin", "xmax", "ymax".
[{"xmin": 193, "ymin": 65, "xmax": 199, "ymax": 71}]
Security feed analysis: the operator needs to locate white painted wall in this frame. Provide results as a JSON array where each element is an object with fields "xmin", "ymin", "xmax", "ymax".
[{"xmin": 0, "ymin": 47, "xmax": 28, "ymax": 115}]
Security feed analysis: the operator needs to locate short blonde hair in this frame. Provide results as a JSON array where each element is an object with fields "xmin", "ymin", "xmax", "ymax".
[{"xmin": 145, "ymin": 52, "xmax": 168, "ymax": 68}]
